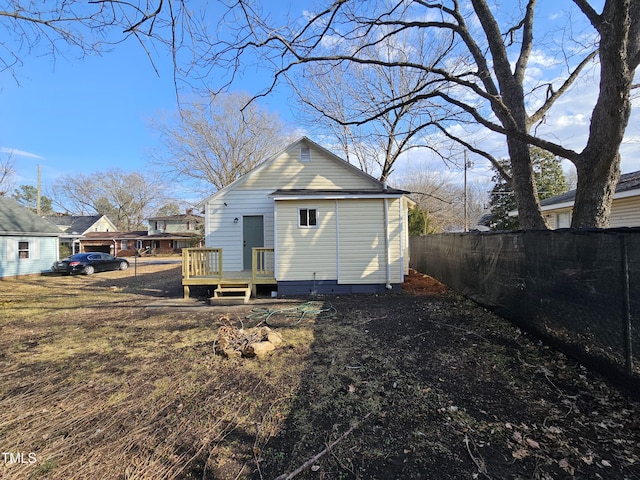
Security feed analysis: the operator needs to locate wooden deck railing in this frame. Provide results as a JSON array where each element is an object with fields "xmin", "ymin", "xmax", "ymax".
[
  {"xmin": 252, "ymin": 248, "xmax": 276, "ymax": 296},
  {"xmin": 182, "ymin": 247, "xmax": 223, "ymax": 280},
  {"xmin": 182, "ymin": 246, "xmax": 276, "ymax": 298},
  {"xmin": 252, "ymin": 247, "xmax": 275, "ymax": 281}
]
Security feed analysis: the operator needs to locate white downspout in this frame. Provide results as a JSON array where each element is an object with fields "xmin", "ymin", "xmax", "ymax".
[
  {"xmin": 335, "ymin": 199, "xmax": 340, "ymax": 282},
  {"xmin": 383, "ymin": 196, "xmax": 392, "ymax": 290},
  {"xmin": 399, "ymin": 197, "xmax": 405, "ymax": 281},
  {"xmin": 273, "ymin": 201, "xmax": 278, "ymax": 281}
]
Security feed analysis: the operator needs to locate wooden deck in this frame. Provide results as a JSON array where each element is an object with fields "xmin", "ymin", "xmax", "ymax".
[{"xmin": 182, "ymin": 247, "xmax": 276, "ymax": 299}]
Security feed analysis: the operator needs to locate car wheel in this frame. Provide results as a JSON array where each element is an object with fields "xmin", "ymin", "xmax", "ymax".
[
  {"xmin": 119, "ymin": 261, "xmax": 129, "ymax": 271},
  {"xmin": 83, "ymin": 265, "xmax": 95, "ymax": 275}
]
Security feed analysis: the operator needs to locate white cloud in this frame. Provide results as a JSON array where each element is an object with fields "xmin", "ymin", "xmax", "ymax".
[
  {"xmin": 552, "ymin": 113, "xmax": 589, "ymax": 128},
  {"xmin": 528, "ymin": 50, "xmax": 562, "ymax": 69},
  {"xmin": 0, "ymin": 147, "xmax": 45, "ymax": 160}
]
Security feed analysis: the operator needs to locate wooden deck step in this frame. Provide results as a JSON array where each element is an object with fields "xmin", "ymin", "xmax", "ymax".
[{"xmin": 212, "ymin": 282, "xmax": 252, "ymax": 304}]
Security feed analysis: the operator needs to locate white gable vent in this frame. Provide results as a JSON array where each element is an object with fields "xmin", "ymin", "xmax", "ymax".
[{"xmin": 300, "ymin": 146, "xmax": 311, "ymax": 163}]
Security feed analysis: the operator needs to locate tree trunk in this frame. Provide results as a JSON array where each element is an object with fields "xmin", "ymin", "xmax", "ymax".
[
  {"xmin": 507, "ymin": 138, "xmax": 549, "ymax": 230},
  {"xmin": 499, "ymin": 81, "xmax": 548, "ymax": 230},
  {"xmin": 572, "ymin": 154, "xmax": 620, "ymax": 228},
  {"xmin": 571, "ymin": 0, "xmax": 635, "ymax": 228},
  {"xmin": 471, "ymin": 0, "xmax": 548, "ymax": 230}
]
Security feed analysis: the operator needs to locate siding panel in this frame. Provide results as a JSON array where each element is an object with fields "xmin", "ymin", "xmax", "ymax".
[
  {"xmin": 337, "ymin": 198, "xmax": 404, "ymax": 284},
  {"xmin": 338, "ymin": 200, "xmax": 386, "ymax": 284},
  {"xmin": 205, "ymin": 189, "xmax": 275, "ymax": 271},
  {"xmin": 1, "ymin": 236, "xmax": 58, "ymax": 278},
  {"xmin": 240, "ymin": 146, "xmax": 379, "ymax": 191},
  {"xmin": 275, "ymin": 200, "xmax": 337, "ymax": 281},
  {"xmin": 610, "ymin": 196, "xmax": 640, "ymax": 227}
]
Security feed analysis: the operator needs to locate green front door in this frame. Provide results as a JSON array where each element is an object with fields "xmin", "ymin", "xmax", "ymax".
[{"xmin": 243, "ymin": 215, "xmax": 264, "ymax": 270}]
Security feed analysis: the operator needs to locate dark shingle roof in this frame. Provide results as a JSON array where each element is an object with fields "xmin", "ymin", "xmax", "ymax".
[
  {"xmin": 45, "ymin": 215, "xmax": 105, "ymax": 234},
  {"xmin": 82, "ymin": 231, "xmax": 148, "ymax": 240},
  {"xmin": 147, "ymin": 213, "xmax": 203, "ymax": 222},
  {"xmin": 541, "ymin": 170, "xmax": 640, "ymax": 207},
  {"xmin": 0, "ymin": 197, "xmax": 61, "ymax": 235}
]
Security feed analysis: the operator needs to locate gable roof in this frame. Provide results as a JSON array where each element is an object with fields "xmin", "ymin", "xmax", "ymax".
[
  {"xmin": 197, "ymin": 137, "xmax": 389, "ymax": 208},
  {"xmin": 0, "ymin": 197, "xmax": 62, "ymax": 236},
  {"xmin": 540, "ymin": 170, "xmax": 640, "ymax": 210},
  {"xmin": 45, "ymin": 214, "xmax": 115, "ymax": 235},
  {"xmin": 147, "ymin": 213, "xmax": 203, "ymax": 222}
]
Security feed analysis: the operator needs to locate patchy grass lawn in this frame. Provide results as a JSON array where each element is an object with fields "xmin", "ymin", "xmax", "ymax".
[{"xmin": 0, "ymin": 263, "xmax": 638, "ymax": 479}]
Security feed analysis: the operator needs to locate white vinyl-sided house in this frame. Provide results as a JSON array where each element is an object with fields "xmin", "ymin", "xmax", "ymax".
[
  {"xmin": 538, "ymin": 170, "xmax": 640, "ymax": 228},
  {"xmin": 188, "ymin": 137, "xmax": 412, "ymax": 297}
]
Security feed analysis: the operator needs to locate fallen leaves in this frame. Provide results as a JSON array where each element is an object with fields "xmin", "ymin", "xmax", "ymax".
[
  {"xmin": 558, "ymin": 458, "xmax": 574, "ymax": 475},
  {"xmin": 525, "ymin": 438, "xmax": 540, "ymax": 449},
  {"xmin": 509, "ymin": 428, "xmax": 541, "ymax": 459}
]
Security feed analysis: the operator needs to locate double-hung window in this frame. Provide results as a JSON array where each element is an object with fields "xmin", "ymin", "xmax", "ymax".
[
  {"xmin": 299, "ymin": 208, "xmax": 318, "ymax": 228},
  {"xmin": 18, "ymin": 241, "xmax": 30, "ymax": 259}
]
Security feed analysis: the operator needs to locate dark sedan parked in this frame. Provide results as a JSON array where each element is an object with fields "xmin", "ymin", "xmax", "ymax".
[{"xmin": 52, "ymin": 253, "xmax": 130, "ymax": 275}]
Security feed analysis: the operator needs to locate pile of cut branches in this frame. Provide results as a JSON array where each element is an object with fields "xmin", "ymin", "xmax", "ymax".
[{"xmin": 215, "ymin": 324, "xmax": 283, "ymax": 358}]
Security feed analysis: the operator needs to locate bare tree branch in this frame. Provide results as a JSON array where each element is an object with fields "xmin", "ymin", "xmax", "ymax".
[{"xmin": 151, "ymin": 92, "xmax": 296, "ymax": 193}]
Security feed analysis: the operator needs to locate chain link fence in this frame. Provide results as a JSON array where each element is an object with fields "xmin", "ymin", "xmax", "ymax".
[{"xmin": 410, "ymin": 228, "xmax": 639, "ymax": 392}]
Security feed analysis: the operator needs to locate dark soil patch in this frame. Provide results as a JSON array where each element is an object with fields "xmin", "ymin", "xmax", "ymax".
[{"xmin": 257, "ymin": 271, "xmax": 640, "ymax": 480}]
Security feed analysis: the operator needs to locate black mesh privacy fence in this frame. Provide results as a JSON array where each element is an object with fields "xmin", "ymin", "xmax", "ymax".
[{"xmin": 409, "ymin": 229, "xmax": 640, "ymax": 392}]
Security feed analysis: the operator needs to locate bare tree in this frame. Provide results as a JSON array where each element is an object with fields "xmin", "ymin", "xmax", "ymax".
[
  {"xmin": 396, "ymin": 168, "xmax": 487, "ymax": 233},
  {"xmin": 1, "ymin": 1, "xmax": 171, "ymax": 80},
  {"xmin": 6, "ymin": 2, "xmax": 638, "ymax": 228},
  {"xmin": 0, "ymin": 152, "xmax": 16, "ymax": 196},
  {"xmin": 151, "ymin": 92, "xmax": 297, "ymax": 193},
  {"xmin": 291, "ymin": 32, "xmax": 452, "ymax": 182},
  {"xmin": 51, "ymin": 169, "xmax": 169, "ymax": 230},
  {"xmin": 207, "ymin": 0, "xmax": 639, "ymax": 229}
]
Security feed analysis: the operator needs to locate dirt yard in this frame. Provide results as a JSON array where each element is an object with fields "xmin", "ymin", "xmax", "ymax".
[{"xmin": 0, "ymin": 260, "xmax": 638, "ymax": 479}]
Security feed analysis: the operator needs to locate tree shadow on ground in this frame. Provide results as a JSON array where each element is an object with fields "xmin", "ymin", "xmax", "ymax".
[
  {"xmin": 253, "ymin": 284, "xmax": 640, "ymax": 480},
  {"xmin": 92, "ymin": 265, "xmax": 186, "ymax": 298}
]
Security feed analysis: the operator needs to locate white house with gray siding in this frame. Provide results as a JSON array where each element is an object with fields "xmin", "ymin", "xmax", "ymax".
[
  {"xmin": 0, "ymin": 197, "xmax": 61, "ymax": 278},
  {"xmin": 197, "ymin": 137, "xmax": 412, "ymax": 295}
]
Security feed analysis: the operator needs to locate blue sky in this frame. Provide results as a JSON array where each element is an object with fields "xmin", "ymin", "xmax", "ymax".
[
  {"xmin": 1, "ymin": 40, "xmax": 190, "ymax": 187},
  {"xmin": 1, "ymin": 1, "xmax": 639, "ymax": 201},
  {"xmin": 0, "ymin": 1, "xmax": 298, "ymax": 197}
]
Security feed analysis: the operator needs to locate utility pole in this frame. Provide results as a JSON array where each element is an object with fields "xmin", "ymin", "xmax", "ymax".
[
  {"xmin": 463, "ymin": 151, "xmax": 468, "ymax": 233},
  {"xmin": 37, "ymin": 164, "xmax": 41, "ymax": 216}
]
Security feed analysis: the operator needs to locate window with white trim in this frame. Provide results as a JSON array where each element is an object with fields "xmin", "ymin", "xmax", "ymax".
[
  {"xmin": 299, "ymin": 208, "xmax": 318, "ymax": 227},
  {"xmin": 18, "ymin": 241, "xmax": 30, "ymax": 259}
]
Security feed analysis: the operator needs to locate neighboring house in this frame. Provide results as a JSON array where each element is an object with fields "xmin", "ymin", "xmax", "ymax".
[
  {"xmin": 193, "ymin": 137, "xmax": 412, "ymax": 296},
  {"xmin": 79, "ymin": 231, "xmax": 148, "ymax": 256},
  {"xmin": 0, "ymin": 197, "xmax": 61, "ymax": 278},
  {"xmin": 45, "ymin": 214, "xmax": 117, "ymax": 254},
  {"xmin": 538, "ymin": 170, "xmax": 640, "ymax": 228},
  {"xmin": 141, "ymin": 211, "xmax": 204, "ymax": 254}
]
